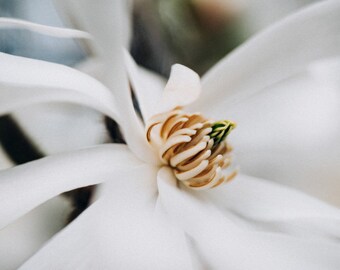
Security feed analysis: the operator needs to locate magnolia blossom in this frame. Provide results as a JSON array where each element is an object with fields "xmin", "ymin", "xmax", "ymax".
[{"xmin": 0, "ymin": 0, "xmax": 340, "ymax": 269}]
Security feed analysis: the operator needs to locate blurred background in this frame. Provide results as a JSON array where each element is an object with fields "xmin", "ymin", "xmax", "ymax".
[
  {"xmin": 0, "ymin": 0, "xmax": 318, "ymax": 75},
  {"xmin": 0, "ymin": 0, "xmax": 320, "ymax": 269}
]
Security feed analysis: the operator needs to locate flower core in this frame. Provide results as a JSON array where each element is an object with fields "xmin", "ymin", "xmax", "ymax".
[{"xmin": 146, "ymin": 108, "xmax": 237, "ymax": 190}]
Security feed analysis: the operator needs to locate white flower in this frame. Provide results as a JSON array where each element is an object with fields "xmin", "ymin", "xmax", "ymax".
[{"xmin": 0, "ymin": 0, "xmax": 340, "ymax": 269}]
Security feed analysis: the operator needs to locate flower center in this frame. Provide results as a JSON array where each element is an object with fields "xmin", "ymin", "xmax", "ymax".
[{"xmin": 146, "ymin": 108, "xmax": 237, "ymax": 190}]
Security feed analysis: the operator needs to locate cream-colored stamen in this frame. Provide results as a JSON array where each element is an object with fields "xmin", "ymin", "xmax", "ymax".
[{"xmin": 146, "ymin": 108, "xmax": 237, "ymax": 190}]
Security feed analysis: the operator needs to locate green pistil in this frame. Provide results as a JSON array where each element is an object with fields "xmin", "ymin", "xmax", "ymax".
[{"xmin": 209, "ymin": 120, "xmax": 236, "ymax": 146}]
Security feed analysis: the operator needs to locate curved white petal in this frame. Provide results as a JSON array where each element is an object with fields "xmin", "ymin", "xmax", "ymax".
[
  {"xmin": 56, "ymin": 1, "xmax": 153, "ymax": 163},
  {"xmin": 0, "ymin": 17, "xmax": 92, "ymax": 39},
  {"xmin": 158, "ymin": 167, "xmax": 340, "ymax": 269},
  {"xmin": 124, "ymin": 51, "xmax": 165, "ymax": 120},
  {"xmin": 211, "ymin": 59, "xmax": 340, "ymax": 206},
  {"xmin": 0, "ymin": 144, "xmax": 140, "ymax": 229},
  {"xmin": 203, "ymin": 174, "xmax": 340, "ymax": 222},
  {"xmin": 0, "ymin": 53, "xmax": 119, "ymax": 120},
  {"xmin": 202, "ymin": 174, "xmax": 340, "ymax": 241},
  {"xmin": 0, "ymin": 197, "xmax": 71, "ymax": 270},
  {"xmin": 158, "ymin": 64, "xmax": 201, "ymax": 114},
  {"xmin": 75, "ymin": 54, "xmax": 159, "ymax": 164},
  {"xmin": 21, "ymin": 165, "xmax": 193, "ymax": 270},
  {"xmin": 0, "ymin": 84, "xmax": 112, "ymax": 119},
  {"xmin": 191, "ymin": 0, "xmax": 340, "ymax": 112},
  {"xmin": 0, "ymin": 53, "xmax": 117, "ymax": 156},
  {"xmin": 8, "ymin": 57, "xmax": 109, "ymax": 155},
  {"xmin": 1, "ymin": 84, "xmax": 113, "ymax": 155},
  {"xmin": 52, "ymin": 2, "xmax": 153, "ymax": 163},
  {"xmin": 0, "ymin": 24, "xmax": 115, "ymax": 155}
]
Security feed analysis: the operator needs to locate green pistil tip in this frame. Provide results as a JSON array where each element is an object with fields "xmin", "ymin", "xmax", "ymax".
[{"xmin": 209, "ymin": 120, "xmax": 236, "ymax": 145}]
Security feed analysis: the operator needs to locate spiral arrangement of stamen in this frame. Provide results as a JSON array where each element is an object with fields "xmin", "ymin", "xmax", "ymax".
[{"xmin": 146, "ymin": 108, "xmax": 237, "ymax": 190}]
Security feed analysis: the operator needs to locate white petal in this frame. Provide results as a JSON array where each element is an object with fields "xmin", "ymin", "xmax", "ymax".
[
  {"xmin": 204, "ymin": 174, "xmax": 340, "ymax": 221},
  {"xmin": 158, "ymin": 64, "xmax": 201, "ymax": 114},
  {"xmin": 0, "ymin": 17, "xmax": 92, "ymax": 39},
  {"xmin": 21, "ymin": 165, "xmax": 193, "ymax": 270},
  {"xmin": 13, "ymin": 104, "xmax": 108, "ymax": 154},
  {"xmin": 55, "ymin": 1, "xmax": 154, "ymax": 163},
  {"xmin": 54, "ymin": 0, "xmax": 131, "ymax": 54},
  {"xmin": 0, "ymin": 83, "xmax": 110, "ymax": 119},
  {"xmin": 191, "ymin": 0, "xmax": 340, "ymax": 112},
  {"xmin": 0, "ymin": 53, "xmax": 115, "ymax": 155},
  {"xmin": 0, "ymin": 197, "xmax": 71, "ymax": 270},
  {"xmin": 0, "ymin": 53, "xmax": 119, "ymax": 120},
  {"xmin": 202, "ymin": 174, "xmax": 340, "ymax": 240},
  {"xmin": 1, "ymin": 84, "xmax": 112, "ymax": 155},
  {"xmin": 0, "ymin": 144, "xmax": 139, "ymax": 229},
  {"xmin": 53, "ymin": 2, "xmax": 153, "ymax": 163},
  {"xmin": 215, "ymin": 61, "xmax": 340, "ymax": 206},
  {"xmin": 124, "ymin": 51, "xmax": 165, "ymax": 120},
  {"xmin": 157, "ymin": 167, "xmax": 340, "ymax": 270}
]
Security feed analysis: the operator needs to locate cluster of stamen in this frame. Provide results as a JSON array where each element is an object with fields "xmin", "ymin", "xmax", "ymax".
[{"xmin": 146, "ymin": 108, "xmax": 237, "ymax": 190}]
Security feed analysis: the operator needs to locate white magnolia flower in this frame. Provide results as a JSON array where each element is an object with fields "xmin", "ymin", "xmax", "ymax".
[{"xmin": 0, "ymin": 0, "xmax": 340, "ymax": 269}]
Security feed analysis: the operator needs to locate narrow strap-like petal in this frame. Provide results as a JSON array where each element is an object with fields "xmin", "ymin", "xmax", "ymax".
[
  {"xmin": 0, "ymin": 19, "xmax": 120, "ymax": 154},
  {"xmin": 55, "ymin": 1, "xmax": 156, "ymax": 163},
  {"xmin": 0, "ymin": 53, "xmax": 118, "ymax": 155},
  {"xmin": 124, "ymin": 51, "xmax": 165, "ymax": 120},
  {"xmin": 0, "ymin": 84, "xmax": 112, "ymax": 118},
  {"xmin": 0, "ymin": 144, "xmax": 140, "ymax": 229},
  {"xmin": 0, "ymin": 53, "xmax": 119, "ymax": 119},
  {"xmin": 0, "ymin": 11, "xmax": 155, "ymax": 163},
  {"xmin": 0, "ymin": 17, "xmax": 92, "ymax": 39}
]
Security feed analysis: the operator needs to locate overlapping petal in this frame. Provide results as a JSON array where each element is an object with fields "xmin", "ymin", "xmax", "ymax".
[
  {"xmin": 0, "ymin": 19, "xmax": 116, "ymax": 154},
  {"xmin": 53, "ymin": 0, "xmax": 153, "ymax": 163},
  {"xmin": 202, "ymin": 174, "xmax": 340, "ymax": 240},
  {"xmin": 1, "ymin": 0, "xmax": 339, "ymax": 269},
  {"xmin": 158, "ymin": 167, "xmax": 340, "ymax": 269},
  {"xmin": 213, "ymin": 65, "xmax": 340, "ymax": 205},
  {"xmin": 0, "ymin": 14, "xmax": 154, "ymax": 163},
  {"xmin": 21, "ymin": 165, "xmax": 193, "ymax": 270},
  {"xmin": 124, "ymin": 51, "xmax": 165, "ymax": 120},
  {"xmin": 0, "ymin": 197, "xmax": 71, "ymax": 270},
  {"xmin": 12, "ymin": 104, "xmax": 108, "ymax": 154},
  {"xmin": 188, "ymin": 0, "xmax": 340, "ymax": 205},
  {"xmin": 0, "ymin": 53, "xmax": 118, "ymax": 120},
  {"xmin": 0, "ymin": 52, "xmax": 118, "ymax": 154},
  {"xmin": 0, "ymin": 144, "xmax": 140, "ymax": 229}
]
